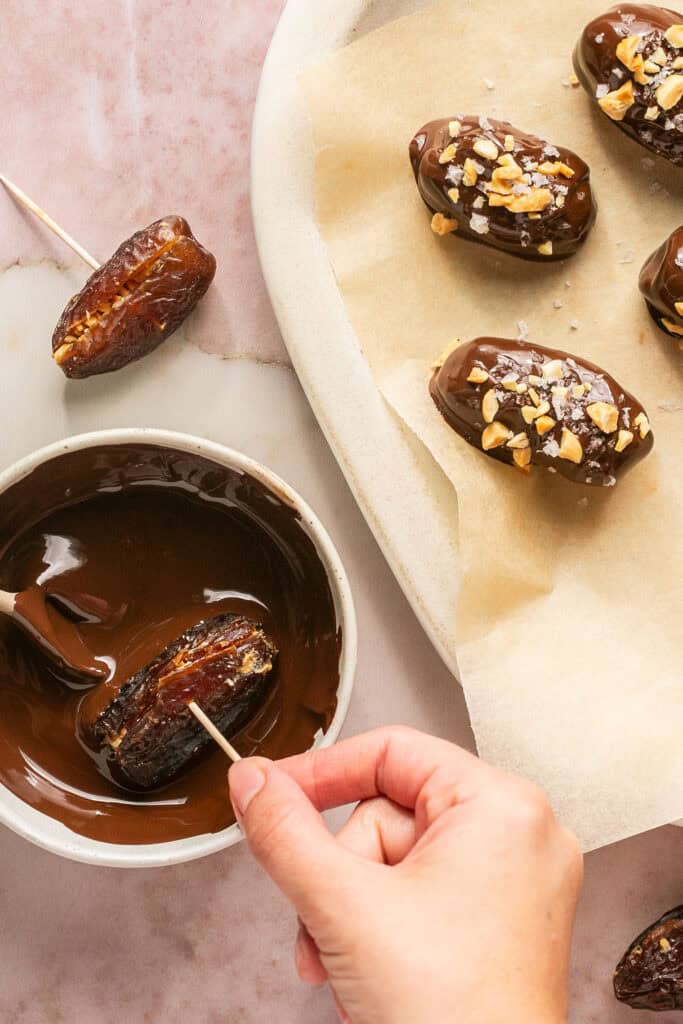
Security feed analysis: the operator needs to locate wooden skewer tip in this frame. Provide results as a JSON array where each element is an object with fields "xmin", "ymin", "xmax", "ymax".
[{"xmin": 188, "ymin": 700, "xmax": 241, "ymax": 762}]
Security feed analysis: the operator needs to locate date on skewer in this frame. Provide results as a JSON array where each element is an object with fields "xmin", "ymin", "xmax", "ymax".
[
  {"xmin": 80, "ymin": 614, "xmax": 277, "ymax": 790},
  {"xmin": 0, "ymin": 175, "xmax": 216, "ymax": 378}
]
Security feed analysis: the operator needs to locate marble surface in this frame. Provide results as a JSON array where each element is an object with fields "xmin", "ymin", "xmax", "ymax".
[{"xmin": 0, "ymin": 2, "xmax": 680, "ymax": 1022}]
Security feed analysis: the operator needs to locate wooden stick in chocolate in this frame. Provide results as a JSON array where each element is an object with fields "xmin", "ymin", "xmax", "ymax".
[
  {"xmin": 0, "ymin": 174, "xmax": 100, "ymax": 269},
  {"xmin": 188, "ymin": 700, "xmax": 242, "ymax": 763}
]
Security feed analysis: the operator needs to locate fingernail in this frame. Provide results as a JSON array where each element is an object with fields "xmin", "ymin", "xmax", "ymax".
[{"xmin": 229, "ymin": 760, "xmax": 266, "ymax": 817}]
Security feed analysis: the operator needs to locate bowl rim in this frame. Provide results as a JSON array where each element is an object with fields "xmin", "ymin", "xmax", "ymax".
[{"xmin": 0, "ymin": 427, "xmax": 357, "ymax": 868}]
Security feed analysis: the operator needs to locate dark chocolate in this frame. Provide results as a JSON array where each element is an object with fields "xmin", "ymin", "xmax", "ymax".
[
  {"xmin": 0, "ymin": 444, "xmax": 341, "ymax": 845},
  {"xmin": 84, "ymin": 614, "xmax": 277, "ymax": 790},
  {"xmin": 573, "ymin": 4, "xmax": 683, "ymax": 165},
  {"xmin": 52, "ymin": 215, "xmax": 216, "ymax": 378},
  {"xmin": 409, "ymin": 116, "xmax": 596, "ymax": 261},
  {"xmin": 430, "ymin": 337, "xmax": 653, "ymax": 486},
  {"xmin": 614, "ymin": 905, "xmax": 683, "ymax": 1010},
  {"xmin": 639, "ymin": 223, "xmax": 683, "ymax": 344}
]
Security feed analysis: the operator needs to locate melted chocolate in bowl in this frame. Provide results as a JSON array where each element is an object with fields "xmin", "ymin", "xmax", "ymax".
[{"xmin": 0, "ymin": 444, "xmax": 341, "ymax": 845}]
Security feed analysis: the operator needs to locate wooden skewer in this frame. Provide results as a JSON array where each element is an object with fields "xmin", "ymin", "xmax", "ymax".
[
  {"xmin": 188, "ymin": 700, "xmax": 242, "ymax": 762},
  {"xmin": 0, "ymin": 173, "xmax": 100, "ymax": 270}
]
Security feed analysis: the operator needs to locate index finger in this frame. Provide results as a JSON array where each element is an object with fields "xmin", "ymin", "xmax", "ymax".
[{"xmin": 277, "ymin": 726, "xmax": 491, "ymax": 814}]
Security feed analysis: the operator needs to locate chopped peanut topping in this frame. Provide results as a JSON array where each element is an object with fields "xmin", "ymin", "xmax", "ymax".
[
  {"xmin": 528, "ymin": 387, "xmax": 541, "ymax": 407},
  {"xmin": 467, "ymin": 366, "xmax": 489, "ymax": 384},
  {"xmin": 516, "ymin": 382, "xmax": 527, "ymax": 394},
  {"xmin": 537, "ymin": 241, "xmax": 553, "ymax": 256},
  {"xmin": 521, "ymin": 400, "xmax": 551, "ymax": 423},
  {"xmin": 615, "ymin": 429, "xmax": 634, "ymax": 452},
  {"xmin": 674, "ymin": 56, "xmax": 683, "ymax": 69},
  {"xmin": 644, "ymin": 105, "xmax": 660, "ymax": 120},
  {"xmin": 551, "ymin": 385, "xmax": 569, "ymax": 399},
  {"xmin": 616, "ymin": 34, "xmax": 642, "ymax": 71},
  {"xmin": 538, "ymin": 161, "xmax": 575, "ymax": 178},
  {"xmin": 662, "ymin": 317, "xmax": 683, "ymax": 336},
  {"xmin": 513, "ymin": 446, "xmax": 532, "ymax": 471},
  {"xmin": 506, "ymin": 432, "xmax": 530, "ymax": 449},
  {"xmin": 490, "ymin": 156, "xmax": 524, "ymax": 194},
  {"xmin": 448, "ymin": 120, "xmax": 462, "ymax": 137},
  {"xmin": 598, "ymin": 80, "xmax": 635, "ymax": 121},
  {"xmin": 660, "ymin": 937, "xmax": 674, "ymax": 952},
  {"xmin": 656, "ymin": 74, "xmax": 683, "ymax": 110},
  {"xmin": 502, "ymin": 377, "xmax": 519, "ymax": 391},
  {"xmin": 504, "ymin": 134, "xmax": 515, "ymax": 151},
  {"xmin": 482, "ymin": 421, "xmax": 512, "ymax": 450},
  {"xmin": 528, "ymin": 374, "xmax": 543, "ymax": 386},
  {"xmin": 643, "ymin": 59, "xmax": 661, "ymax": 74},
  {"xmin": 447, "ymin": 187, "xmax": 460, "ymax": 203},
  {"xmin": 634, "ymin": 411, "xmax": 651, "ymax": 438},
  {"xmin": 463, "ymin": 158, "xmax": 479, "ymax": 187},
  {"xmin": 542, "ymin": 359, "xmax": 564, "ymax": 380},
  {"xmin": 431, "ymin": 213, "xmax": 458, "ymax": 236},
  {"xmin": 53, "ymin": 342, "xmax": 74, "ymax": 365},
  {"xmin": 473, "ymin": 138, "xmax": 498, "ymax": 161},
  {"xmin": 587, "ymin": 401, "xmax": 619, "ymax": 433},
  {"xmin": 571, "ymin": 383, "xmax": 585, "ymax": 399},
  {"xmin": 664, "ymin": 24, "xmax": 683, "ymax": 47},
  {"xmin": 439, "ymin": 144, "xmax": 457, "ymax": 164},
  {"xmin": 652, "ymin": 45, "xmax": 668, "ymax": 65},
  {"xmin": 481, "ymin": 388, "xmax": 499, "ymax": 423},
  {"xmin": 559, "ymin": 428, "xmax": 583, "ymax": 463},
  {"xmin": 489, "ymin": 189, "xmax": 552, "ymax": 213},
  {"xmin": 535, "ymin": 415, "xmax": 556, "ymax": 436}
]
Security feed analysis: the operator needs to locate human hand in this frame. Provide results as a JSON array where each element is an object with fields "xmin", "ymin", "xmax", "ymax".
[{"xmin": 228, "ymin": 727, "xmax": 583, "ymax": 1024}]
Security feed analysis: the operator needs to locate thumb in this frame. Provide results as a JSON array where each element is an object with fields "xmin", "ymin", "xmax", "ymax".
[{"xmin": 229, "ymin": 757, "xmax": 351, "ymax": 922}]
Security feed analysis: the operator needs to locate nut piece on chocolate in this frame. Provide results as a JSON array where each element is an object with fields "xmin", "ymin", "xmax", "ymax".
[
  {"xmin": 429, "ymin": 337, "xmax": 653, "ymax": 487},
  {"xmin": 409, "ymin": 116, "xmax": 596, "ymax": 261},
  {"xmin": 573, "ymin": 4, "xmax": 683, "ymax": 165},
  {"xmin": 52, "ymin": 215, "xmax": 216, "ymax": 378},
  {"xmin": 614, "ymin": 906, "xmax": 683, "ymax": 1010},
  {"xmin": 639, "ymin": 224, "xmax": 683, "ymax": 345},
  {"xmin": 83, "ymin": 614, "xmax": 277, "ymax": 790}
]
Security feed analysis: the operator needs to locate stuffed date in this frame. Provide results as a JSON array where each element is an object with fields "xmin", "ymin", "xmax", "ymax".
[
  {"xmin": 614, "ymin": 905, "xmax": 683, "ymax": 1010},
  {"xmin": 52, "ymin": 215, "xmax": 216, "ymax": 378},
  {"xmin": 81, "ymin": 613, "xmax": 277, "ymax": 790}
]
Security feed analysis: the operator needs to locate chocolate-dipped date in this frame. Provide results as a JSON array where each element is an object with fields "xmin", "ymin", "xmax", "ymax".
[
  {"xmin": 573, "ymin": 5, "xmax": 683, "ymax": 165},
  {"xmin": 83, "ymin": 613, "xmax": 277, "ymax": 790},
  {"xmin": 52, "ymin": 215, "xmax": 216, "ymax": 378},
  {"xmin": 639, "ymin": 224, "xmax": 683, "ymax": 344},
  {"xmin": 614, "ymin": 906, "xmax": 683, "ymax": 1010},
  {"xmin": 430, "ymin": 337, "xmax": 653, "ymax": 486},
  {"xmin": 409, "ymin": 116, "xmax": 596, "ymax": 261}
]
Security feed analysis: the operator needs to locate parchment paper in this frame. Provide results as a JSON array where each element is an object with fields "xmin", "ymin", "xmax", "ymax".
[{"xmin": 304, "ymin": 0, "xmax": 683, "ymax": 849}]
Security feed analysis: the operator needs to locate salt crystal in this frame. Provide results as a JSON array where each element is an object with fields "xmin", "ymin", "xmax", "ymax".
[
  {"xmin": 470, "ymin": 213, "xmax": 490, "ymax": 234},
  {"xmin": 577, "ymin": 496, "xmax": 589, "ymax": 508},
  {"xmin": 478, "ymin": 114, "xmax": 493, "ymax": 130},
  {"xmin": 446, "ymin": 165, "xmax": 464, "ymax": 185},
  {"xmin": 619, "ymin": 250, "xmax": 635, "ymax": 264},
  {"xmin": 564, "ymin": 280, "xmax": 571, "ymax": 289},
  {"xmin": 517, "ymin": 319, "xmax": 529, "ymax": 341},
  {"xmin": 571, "ymin": 407, "xmax": 583, "ymax": 421},
  {"xmin": 543, "ymin": 438, "xmax": 560, "ymax": 458},
  {"xmin": 570, "ymin": 319, "xmax": 580, "ymax": 330},
  {"xmin": 547, "ymin": 467, "xmax": 557, "ymax": 474},
  {"xmin": 483, "ymin": 78, "xmax": 495, "ymax": 90},
  {"xmin": 596, "ymin": 84, "xmax": 609, "ymax": 98},
  {"xmin": 552, "ymin": 298, "xmax": 563, "ymax": 309},
  {"xmin": 543, "ymin": 143, "xmax": 560, "ymax": 158},
  {"xmin": 621, "ymin": 11, "xmax": 636, "ymax": 22},
  {"xmin": 605, "ymin": 476, "xmax": 617, "ymax": 488},
  {"xmin": 594, "ymin": 32, "xmax": 604, "ymax": 43},
  {"xmin": 676, "ymin": 248, "xmax": 683, "ymax": 269}
]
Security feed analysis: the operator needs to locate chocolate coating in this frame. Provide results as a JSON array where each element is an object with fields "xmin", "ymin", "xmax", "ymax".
[
  {"xmin": 573, "ymin": 4, "xmax": 683, "ymax": 165},
  {"xmin": 52, "ymin": 215, "xmax": 216, "ymax": 378},
  {"xmin": 430, "ymin": 337, "xmax": 653, "ymax": 486},
  {"xmin": 0, "ymin": 444, "xmax": 341, "ymax": 845},
  {"xmin": 639, "ymin": 224, "xmax": 683, "ymax": 343},
  {"xmin": 84, "ymin": 614, "xmax": 278, "ymax": 790},
  {"xmin": 614, "ymin": 906, "xmax": 683, "ymax": 1010},
  {"xmin": 409, "ymin": 116, "xmax": 596, "ymax": 261}
]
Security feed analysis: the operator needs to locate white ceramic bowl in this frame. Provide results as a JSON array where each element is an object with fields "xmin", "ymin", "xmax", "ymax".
[{"xmin": 0, "ymin": 428, "xmax": 357, "ymax": 868}]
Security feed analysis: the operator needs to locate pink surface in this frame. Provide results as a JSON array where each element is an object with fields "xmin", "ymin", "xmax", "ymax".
[{"xmin": 0, "ymin": 3, "xmax": 680, "ymax": 1022}]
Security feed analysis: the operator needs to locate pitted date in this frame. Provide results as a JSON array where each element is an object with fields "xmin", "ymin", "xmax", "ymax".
[
  {"xmin": 409, "ymin": 116, "xmax": 596, "ymax": 261},
  {"xmin": 82, "ymin": 614, "xmax": 277, "ymax": 790},
  {"xmin": 52, "ymin": 215, "xmax": 216, "ymax": 378},
  {"xmin": 614, "ymin": 906, "xmax": 683, "ymax": 1011},
  {"xmin": 573, "ymin": 5, "xmax": 683, "ymax": 166},
  {"xmin": 429, "ymin": 337, "xmax": 653, "ymax": 487},
  {"xmin": 639, "ymin": 223, "xmax": 683, "ymax": 345}
]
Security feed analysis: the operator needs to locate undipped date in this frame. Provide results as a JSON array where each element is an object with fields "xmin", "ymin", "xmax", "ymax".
[
  {"xmin": 82, "ymin": 613, "xmax": 277, "ymax": 790},
  {"xmin": 52, "ymin": 215, "xmax": 216, "ymax": 378},
  {"xmin": 614, "ymin": 906, "xmax": 683, "ymax": 1011}
]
